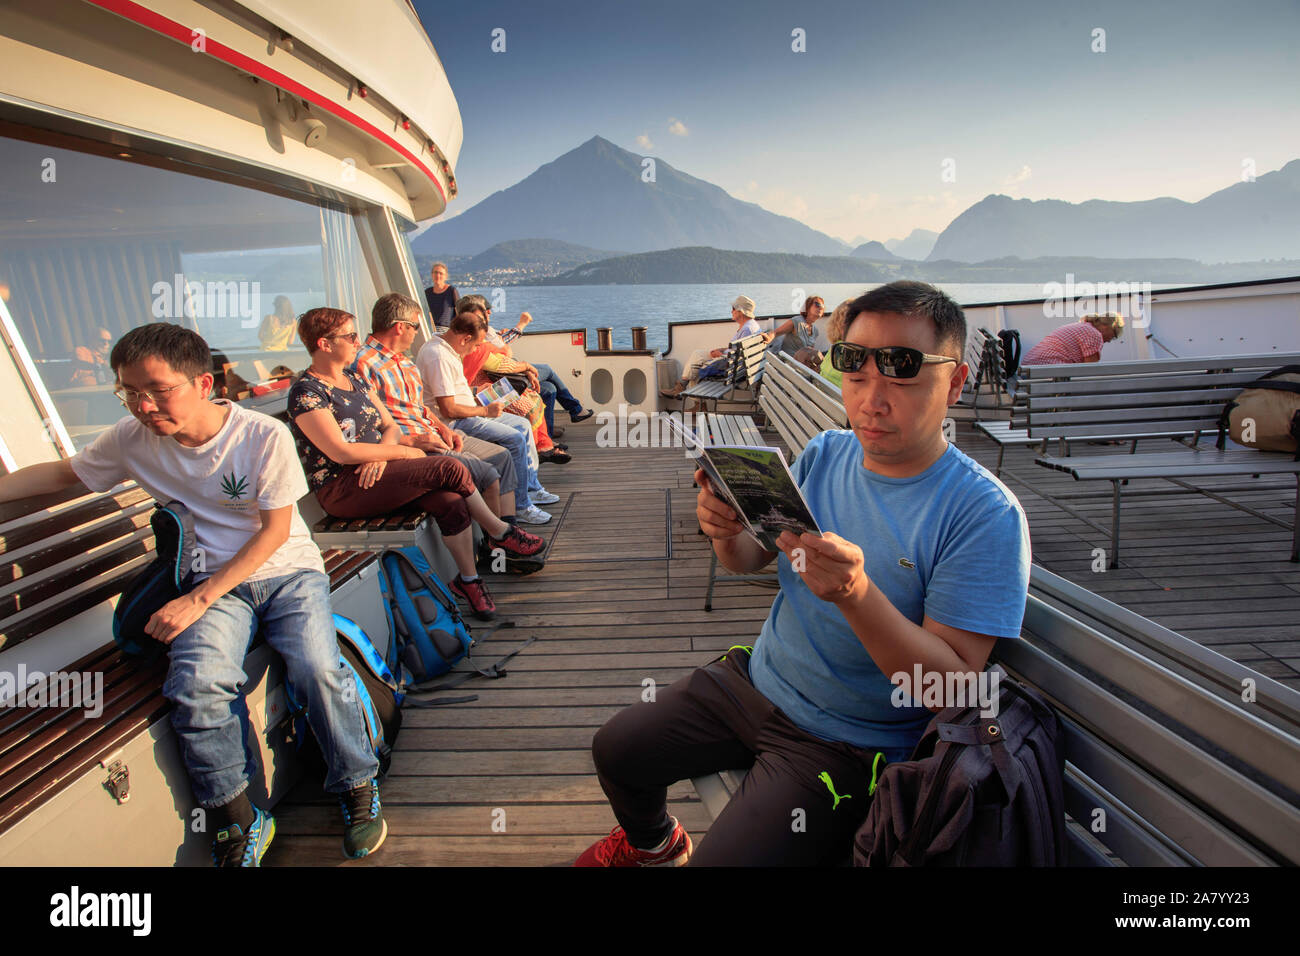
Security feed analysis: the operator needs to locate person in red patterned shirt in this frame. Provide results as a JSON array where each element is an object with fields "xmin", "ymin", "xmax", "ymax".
[
  {"xmin": 352, "ymin": 293, "xmax": 522, "ymax": 527},
  {"xmin": 1022, "ymin": 313, "xmax": 1124, "ymax": 366}
]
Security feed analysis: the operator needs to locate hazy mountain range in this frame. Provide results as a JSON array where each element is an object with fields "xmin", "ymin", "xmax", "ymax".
[{"xmin": 415, "ymin": 136, "xmax": 1300, "ymax": 268}]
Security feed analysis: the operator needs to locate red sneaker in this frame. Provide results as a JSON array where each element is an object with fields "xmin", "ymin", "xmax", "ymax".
[
  {"xmin": 449, "ymin": 576, "xmax": 496, "ymax": 621},
  {"xmin": 573, "ymin": 819, "xmax": 693, "ymax": 867},
  {"xmin": 489, "ymin": 525, "xmax": 546, "ymax": 558}
]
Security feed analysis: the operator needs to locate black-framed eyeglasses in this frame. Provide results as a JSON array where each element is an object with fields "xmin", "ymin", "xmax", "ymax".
[
  {"xmin": 113, "ymin": 378, "xmax": 196, "ymax": 407},
  {"xmin": 830, "ymin": 342, "xmax": 958, "ymax": 379}
]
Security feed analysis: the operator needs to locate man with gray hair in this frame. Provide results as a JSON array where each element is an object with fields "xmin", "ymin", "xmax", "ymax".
[{"xmin": 661, "ymin": 295, "xmax": 764, "ymax": 399}]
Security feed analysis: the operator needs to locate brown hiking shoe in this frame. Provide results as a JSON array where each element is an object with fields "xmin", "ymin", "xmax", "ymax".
[{"xmin": 660, "ymin": 381, "xmax": 687, "ymax": 397}]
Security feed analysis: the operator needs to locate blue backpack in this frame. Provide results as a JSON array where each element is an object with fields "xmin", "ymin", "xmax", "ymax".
[
  {"xmin": 376, "ymin": 547, "xmax": 535, "ymax": 695},
  {"xmin": 286, "ymin": 614, "xmax": 404, "ymax": 776}
]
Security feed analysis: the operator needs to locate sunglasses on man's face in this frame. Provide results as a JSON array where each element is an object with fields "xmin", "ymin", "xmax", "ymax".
[{"xmin": 830, "ymin": 342, "xmax": 958, "ymax": 379}]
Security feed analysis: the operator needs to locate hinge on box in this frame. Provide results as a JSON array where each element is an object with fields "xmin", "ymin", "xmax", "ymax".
[{"xmin": 102, "ymin": 756, "xmax": 130, "ymax": 804}]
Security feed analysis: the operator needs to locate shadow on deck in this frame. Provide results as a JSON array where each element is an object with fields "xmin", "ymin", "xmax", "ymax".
[{"xmin": 267, "ymin": 417, "xmax": 1300, "ymax": 865}]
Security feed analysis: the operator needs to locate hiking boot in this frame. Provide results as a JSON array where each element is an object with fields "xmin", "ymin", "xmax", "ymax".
[
  {"xmin": 538, "ymin": 448, "xmax": 572, "ymax": 464},
  {"xmin": 530, "ymin": 489, "xmax": 560, "ymax": 505},
  {"xmin": 574, "ymin": 818, "xmax": 693, "ymax": 867},
  {"xmin": 211, "ymin": 806, "xmax": 275, "ymax": 867},
  {"xmin": 340, "ymin": 780, "xmax": 387, "ymax": 859},
  {"xmin": 490, "ymin": 524, "xmax": 546, "ymax": 558},
  {"xmin": 517, "ymin": 504, "xmax": 552, "ymax": 525},
  {"xmin": 569, "ymin": 408, "xmax": 595, "ymax": 423},
  {"xmin": 450, "ymin": 575, "xmax": 497, "ymax": 620},
  {"xmin": 660, "ymin": 382, "xmax": 687, "ymax": 398}
]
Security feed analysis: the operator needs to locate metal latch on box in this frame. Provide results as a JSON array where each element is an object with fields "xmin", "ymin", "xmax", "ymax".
[{"xmin": 101, "ymin": 755, "xmax": 130, "ymax": 804}]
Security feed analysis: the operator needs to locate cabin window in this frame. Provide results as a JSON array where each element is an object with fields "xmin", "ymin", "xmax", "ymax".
[{"xmin": 0, "ymin": 132, "xmax": 384, "ymax": 450}]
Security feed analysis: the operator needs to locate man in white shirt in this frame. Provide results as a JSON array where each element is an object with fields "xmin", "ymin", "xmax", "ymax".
[
  {"xmin": 0, "ymin": 323, "xmax": 384, "ymax": 866},
  {"xmin": 415, "ymin": 301, "xmax": 552, "ymax": 525},
  {"xmin": 661, "ymin": 294, "xmax": 766, "ymax": 398}
]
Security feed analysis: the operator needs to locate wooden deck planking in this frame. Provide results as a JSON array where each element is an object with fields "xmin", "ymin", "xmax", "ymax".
[{"xmin": 269, "ymin": 414, "xmax": 1300, "ymax": 866}]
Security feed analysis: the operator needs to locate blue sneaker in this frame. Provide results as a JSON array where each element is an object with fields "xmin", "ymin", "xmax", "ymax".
[
  {"xmin": 340, "ymin": 780, "xmax": 388, "ymax": 859},
  {"xmin": 211, "ymin": 807, "xmax": 275, "ymax": 867}
]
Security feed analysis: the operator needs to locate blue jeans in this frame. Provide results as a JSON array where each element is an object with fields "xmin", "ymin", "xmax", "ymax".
[
  {"xmin": 162, "ymin": 569, "xmax": 378, "ymax": 807},
  {"xmin": 534, "ymin": 363, "xmax": 583, "ymax": 435},
  {"xmin": 454, "ymin": 412, "xmax": 539, "ymax": 509}
]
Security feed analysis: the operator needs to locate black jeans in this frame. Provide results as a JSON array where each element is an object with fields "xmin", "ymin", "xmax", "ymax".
[{"xmin": 591, "ymin": 648, "xmax": 886, "ymax": 866}]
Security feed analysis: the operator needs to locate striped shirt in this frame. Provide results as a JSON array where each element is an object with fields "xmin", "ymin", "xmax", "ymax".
[
  {"xmin": 1022, "ymin": 322, "xmax": 1104, "ymax": 366},
  {"xmin": 351, "ymin": 336, "xmax": 436, "ymax": 436}
]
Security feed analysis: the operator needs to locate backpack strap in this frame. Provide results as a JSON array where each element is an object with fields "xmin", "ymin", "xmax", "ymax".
[{"xmin": 403, "ymin": 636, "xmax": 539, "ymax": 694}]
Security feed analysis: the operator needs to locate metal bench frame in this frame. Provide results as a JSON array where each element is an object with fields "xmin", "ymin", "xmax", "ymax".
[{"xmin": 680, "ymin": 334, "xmax": 767, "ymax": 414}]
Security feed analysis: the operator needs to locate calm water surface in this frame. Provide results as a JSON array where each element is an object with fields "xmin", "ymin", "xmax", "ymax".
[{"xmin": 451, "ymin": 282, "xmax": 1138, "ymax": 354}]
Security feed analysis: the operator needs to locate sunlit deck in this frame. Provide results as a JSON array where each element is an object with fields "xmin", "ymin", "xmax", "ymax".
[{"xmin": 267, "ymin": 415, "xmax": 1300, "ymax": 865}]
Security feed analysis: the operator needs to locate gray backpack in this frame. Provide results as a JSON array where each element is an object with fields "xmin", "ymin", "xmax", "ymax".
[{"xmin": 853, "ymin": 669, "xmax": 1069, "ymax": 866}]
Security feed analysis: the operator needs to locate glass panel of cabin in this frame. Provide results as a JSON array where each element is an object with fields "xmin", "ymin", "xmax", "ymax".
[{"xmin": 0, "ymin": 130, "xmax": 385, "ymax": 451}]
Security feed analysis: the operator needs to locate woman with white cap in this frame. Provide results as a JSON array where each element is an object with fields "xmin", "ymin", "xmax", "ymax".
[{"xmin": 661, "ymin": 295, "xmax": 764, "ymax": 398}]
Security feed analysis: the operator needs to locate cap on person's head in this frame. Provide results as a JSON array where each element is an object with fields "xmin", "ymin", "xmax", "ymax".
[{"xmin": 732, "ymin": 295, "xmax": 756, "ymax": 319}]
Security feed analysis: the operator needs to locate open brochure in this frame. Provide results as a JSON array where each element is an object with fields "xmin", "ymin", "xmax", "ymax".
[
  {"xmin": 663, "ymin": 414, "xmax": 821, "ymax": 551},
  {"xmin": 475, "ymin": 379, "xmax": 519, "ymax": 407}
]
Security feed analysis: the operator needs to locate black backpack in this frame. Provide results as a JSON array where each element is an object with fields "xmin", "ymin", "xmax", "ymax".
[
  {"xmin": 997, "ymin": 329, "xmax": 1022, "ymax": 378},
  {"xmin": 112, "ymin": 500, "xmax": 197, "ymax": 660},
  {"xmin": 853, "ymin": 669, "xmax": 1068, "ymax": 866}
]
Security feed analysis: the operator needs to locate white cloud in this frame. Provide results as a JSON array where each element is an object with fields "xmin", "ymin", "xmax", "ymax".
[
  {"xmin": 668, "ymin": 118, "xmax": 689, "ymax": 137},
  {"xmin": 636, "ymin": 133, "xmax": 655, "ymax": 150},
  {"xmin": 1002, "ymin": 165, "xmax": 1033, "ymax": 194}
]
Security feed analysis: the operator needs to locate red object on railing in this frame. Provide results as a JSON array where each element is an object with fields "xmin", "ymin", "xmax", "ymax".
[{"xmin": 250, "ymin": 379, "xmax": 292, "ymax": 396}]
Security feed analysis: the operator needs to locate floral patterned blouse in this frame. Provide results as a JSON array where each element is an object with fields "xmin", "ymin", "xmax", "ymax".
[{"xmin": 287, "ymin": 368, "xmax": 385, "ymax": 490}]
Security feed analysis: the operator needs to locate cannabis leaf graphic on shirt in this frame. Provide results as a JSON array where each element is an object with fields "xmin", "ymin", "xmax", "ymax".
[{"xmin": 220, "ymin": 471, "xmax": 249, "ymax": 500}]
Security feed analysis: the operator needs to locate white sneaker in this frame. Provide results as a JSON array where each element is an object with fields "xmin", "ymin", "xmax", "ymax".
[
  {"xmin": 530, "ymin": 490, "xmax": 560, "ymax": 506},
  {"xmin": 517, "ymin": 505, "xmax": 552, "ymax": 525}
]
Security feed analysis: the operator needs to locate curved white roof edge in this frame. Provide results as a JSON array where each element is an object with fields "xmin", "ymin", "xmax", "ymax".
[{"xmin": 234, "ymin": 0, "xmax": 462, "ymax": 171}]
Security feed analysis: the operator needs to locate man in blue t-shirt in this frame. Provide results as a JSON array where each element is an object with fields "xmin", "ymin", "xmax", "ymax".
[{"xmin": 576, "ymin": 280, "xmax": 1031, "ymax": 867}]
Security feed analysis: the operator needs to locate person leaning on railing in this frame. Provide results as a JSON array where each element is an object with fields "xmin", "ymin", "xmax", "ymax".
[
  {"xmin": 285, "ymin": 307, "xmax": 544, "ymax": 620},
  {"xmin": 769, "ymin": 295, "xmax": 826, "ymax": 371},
  {"xmin": 1021, "ymin": 312, "xmax": 1124, "ymax": 366}
]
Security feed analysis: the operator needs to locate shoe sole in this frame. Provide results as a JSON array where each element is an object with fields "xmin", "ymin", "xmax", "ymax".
[
  {"xmin": 517, "ymin": 515, "xmax": 552, "ymax": 525},
  {"xmin": 254, "ymin": 816, "xmax": 276, "ymax": 866},
  {"xmin": 343, "ymin": 818, "xmax": 388, "ymax": 860},
  {"xmin": 530, "ymin": 497, "xmax": 560, "ymax": 505}
]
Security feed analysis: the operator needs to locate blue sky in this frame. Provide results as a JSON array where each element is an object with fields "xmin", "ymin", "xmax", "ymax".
[{"xmin": 413, "ymin": 0, "xmax": 1300, "ymax": 244}]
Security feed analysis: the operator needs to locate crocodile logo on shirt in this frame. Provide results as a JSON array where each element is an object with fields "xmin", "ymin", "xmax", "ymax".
[
  {"xmin": 898, "ymin": 557, "xmax": 916, "ymax": 569},
  {"xmin": 220, "ymin": 471, "xmax": 249, "ymax": 500}
]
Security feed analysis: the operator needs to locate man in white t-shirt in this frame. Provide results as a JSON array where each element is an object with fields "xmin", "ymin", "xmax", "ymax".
[
  {"xmin": 0, "ymin": 323, "xmax": 383, "ymax": 866},
  {"xmin": 661, "ymin": 294, "xmax": 767, "ymax": 399},
  {"xmin": 415, "ymin": 303, "xmax": 552, "ymax": 525}
]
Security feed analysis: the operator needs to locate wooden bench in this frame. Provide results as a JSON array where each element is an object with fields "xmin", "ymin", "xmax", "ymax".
[
  {"xmin": 679, "ymin": 334, "xmax": 767, "ymax": 415},
  {"xmin": 1023, "ymin": 353, "xmax": 1300, "ymax": 567},
  {"xmin": 0, "ymin": 481, "xmax": 383, "ymax": 865},
  {"xmin": 691, "ymin": 378, "xmax": 1300, "ymax": 865},
  {"xmin": 757, "ymin": 351, "xmax": 848, "ymax": 455}
]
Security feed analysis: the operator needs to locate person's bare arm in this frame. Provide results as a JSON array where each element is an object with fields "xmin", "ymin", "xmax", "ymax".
[
  {"xmin": 775, "ymin": 530, "xmax": 997, "ymax": 712},
  {"xmin": 0, "ymin": 459, "xmax": 81, "ymax": 503},
  {"xmin": 293, "ymin": 408, "xmax": 423, "ymax": 465},
  {"xmin": 772, "ymin": 319, "xmax": 795, "ymax": 338},
  {"xmin": 1083, "ymin": 353, "xmax": 1101, "ymax": 363},
  {"xmin": 695, "ymin": 468, "xmax": 778, "ymax": 573},
  {"xmin": 145, "ymin": 505, "xmax": 295, "ymax": 644}
]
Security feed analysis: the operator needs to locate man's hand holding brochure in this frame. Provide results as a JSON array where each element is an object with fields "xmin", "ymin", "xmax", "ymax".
[{"xmin": 664, "ymin": 414, "xmax": 821, "ymax": 551}]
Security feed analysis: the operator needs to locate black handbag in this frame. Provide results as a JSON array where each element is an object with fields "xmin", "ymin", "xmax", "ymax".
[{"xmin": 112, "ymin": 500, "xmax": 197, "ymax": 660}]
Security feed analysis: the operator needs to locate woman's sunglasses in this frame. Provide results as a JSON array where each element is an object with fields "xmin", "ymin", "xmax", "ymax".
[{"xmin": 830, "ymin": 342, "xmax": 958, "ymax": 379}]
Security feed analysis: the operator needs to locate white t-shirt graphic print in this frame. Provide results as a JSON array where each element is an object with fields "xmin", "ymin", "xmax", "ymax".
[{"xmin": 71, "ymin": 401, "xmax": 324, "ymax": 582}]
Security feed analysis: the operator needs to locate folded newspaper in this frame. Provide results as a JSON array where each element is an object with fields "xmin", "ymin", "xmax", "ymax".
[
  {"xmin": 664, "ymin": 415, "xmax": 821, "ymax": 550},
  {"xmin": 475, "ymin": 379, "xmax": 519, "ymax": 407}
]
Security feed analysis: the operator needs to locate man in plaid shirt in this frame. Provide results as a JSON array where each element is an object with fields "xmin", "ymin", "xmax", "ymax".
[
  {"xmin": 352, "ymin": 292, "xmax": 529, "ymax": 527},
  {"xmin": 1022, "ymin": 314, "xmax": 1124, "ymax": 366}
]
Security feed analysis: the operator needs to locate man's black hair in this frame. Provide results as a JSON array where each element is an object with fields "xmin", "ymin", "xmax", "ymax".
[
  {"xmin": 845, "ymin": 281, "xmax": 966, "ymax": 358},
  {"xmin": 110, "ymin": 323, "xmax": 211, "ymax": 379}
]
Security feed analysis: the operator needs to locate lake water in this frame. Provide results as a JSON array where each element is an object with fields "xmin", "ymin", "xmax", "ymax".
[{"xmin": 450, "ymin": 282, "xmax": 1102, "ymax": 354}]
